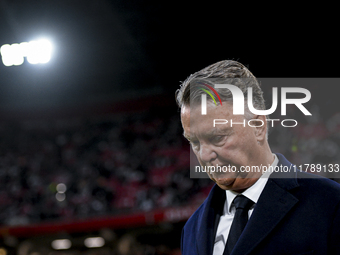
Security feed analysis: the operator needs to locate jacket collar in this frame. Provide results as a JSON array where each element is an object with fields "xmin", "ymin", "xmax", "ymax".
[
  {"xmin": 195, "ymin": 184, "xmax": 225, "ymax": 255},
  {"xmin": 195, "ymin": 153, "xmax": 300, "ymax": 255}
]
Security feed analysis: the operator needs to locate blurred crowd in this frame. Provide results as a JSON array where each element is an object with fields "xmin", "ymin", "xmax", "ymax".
[
  {"xmin": 0, "ymin": 106, "xmax": 211, "ymax": 226},
  {"xmin": 0, "ymin": 85, "xmax": 339, "ymax": 255},
  {"xmin": 0, "ymin": 86, "xmax": 339, "ymax": 227}
]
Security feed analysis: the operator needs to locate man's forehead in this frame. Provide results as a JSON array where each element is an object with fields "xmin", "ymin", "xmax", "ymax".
[
  {"xmin": 180, "ymin": 102, "xmax": 236, "ymax": 124},
  {"xmin": 182, "ymin": 123, "xmax": 232, "ymax": 139},
  {"xmin": 180, "ymin": 104, "xmax": 190, "ymax": 114}
]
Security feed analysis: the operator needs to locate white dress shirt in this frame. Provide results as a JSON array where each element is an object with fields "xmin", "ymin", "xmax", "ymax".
[{"xmin": 213, "ymin": 154, "xmax": 279, "ymax": 255}]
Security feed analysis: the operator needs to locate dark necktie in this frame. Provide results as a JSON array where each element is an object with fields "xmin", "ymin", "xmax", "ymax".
[{"xmin": 224, "ymin": 195, "xmax": 254, "ymax": 255}]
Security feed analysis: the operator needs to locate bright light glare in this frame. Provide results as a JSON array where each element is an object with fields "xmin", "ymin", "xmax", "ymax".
[
  {"xmin": 84, "ymin": 237, "xmax": 105, "ymax": 248},
  {"xmin": 56, "ymin": 183, "xmax": 67, "ymax": 193},
  {"xmin": 51, "ymin": 239, "xmax": 72, "ymax": 250},
  {"xmin": 27, "ymin": 39, "xmax": 52, "ymax": 64},
  {"xmin": 0, "ymin": 39, "xmax": 53, "ymax": 66},
  {"xmin": 55, "ymin": 193, "xmax": 66, "ymax": 202}
]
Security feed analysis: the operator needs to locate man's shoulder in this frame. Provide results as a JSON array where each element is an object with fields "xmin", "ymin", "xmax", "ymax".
[
  {"xmin": 296, "ymin": 171, "xmax": 340, "ymax": 197},
  {"xmin": 271, "ymin": 154, "xmax": 340, "ymax": 206},
  {"xmin": 183, "ymin": 184, "xmax": 219, "ymax": 231},
  {"xmin": 183, "ymin": 203, "xmax": 204, "ymax": 230},
  {"xmin": 274, "ymin": 153, "xmax": 340, "ymax": 193}
]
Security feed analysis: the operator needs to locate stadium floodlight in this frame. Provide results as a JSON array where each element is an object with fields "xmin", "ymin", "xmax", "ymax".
[
  {"xmin": 84, "ymin": 237, "xmax": 105, "ymax": 248},
  {"xmin": 55, "ymin": 192, "xmax": 66, "ymax": 202},
  {"xmin": 51, "ymin": 239, "xmax": 72, "ymax": 250},
  {"xmin": 0, "ymin": 39, "xmax": 53, "ymax": 66},
  {"xmin": 56, "ymin": 183, "xmax": 67, "ymax": 193}
]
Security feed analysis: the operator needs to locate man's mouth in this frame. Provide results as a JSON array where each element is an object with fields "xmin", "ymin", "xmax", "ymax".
[{"xmin": 213, "ymin": 177, "xmax": 236, "ymax": 187}]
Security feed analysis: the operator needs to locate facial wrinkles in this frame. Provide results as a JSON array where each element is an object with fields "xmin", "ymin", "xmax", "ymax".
[
  {"xmin": 185, "ymin": 105, "xmax": 232, "ymax": 164},
  {"xmin": 193, "ymin": 132, "xmax": 240, "ymax": 181},
  {"xmin": 181, "ymin": 101, "xmax": 269, "ymax": 191}
]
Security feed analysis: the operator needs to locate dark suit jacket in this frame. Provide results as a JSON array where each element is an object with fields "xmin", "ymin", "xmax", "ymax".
[{"xmin": 181, "ymin": 154, "xmax": 340, "ymax": 255}]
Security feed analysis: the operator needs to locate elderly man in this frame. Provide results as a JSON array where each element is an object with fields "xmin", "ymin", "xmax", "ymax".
[{"xmin": 176, "ymin": 60, "xmax": 340, "ymax": 255}]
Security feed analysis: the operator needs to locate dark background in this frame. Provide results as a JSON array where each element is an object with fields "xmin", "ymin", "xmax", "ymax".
[
  {"xmin": 0, "ymin": 0, "xmax": 338, "ymax": 114},
  {"xmin": 0, "ymin": 1, "xmax": 339, "ymax": 254}
]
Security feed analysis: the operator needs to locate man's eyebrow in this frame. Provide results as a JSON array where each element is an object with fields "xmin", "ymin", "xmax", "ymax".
[
  {"xmin": 182, "ymin": 127, "xmax": 231, "ymax": 140},
  {"xmin": 209, "ymin": 126, "xmax": 232, "ymax": 135}
]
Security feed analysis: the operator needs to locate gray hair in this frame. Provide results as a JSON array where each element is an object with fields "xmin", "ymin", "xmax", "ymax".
[{"xmin": 175, "ymin": 60, "xmax": 269, "ymax": 135}]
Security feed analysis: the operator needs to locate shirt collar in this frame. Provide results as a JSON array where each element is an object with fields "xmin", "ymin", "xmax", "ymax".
[{"xmin": 225, "ymin": 154, "xmax": 279, "ymax": 213}]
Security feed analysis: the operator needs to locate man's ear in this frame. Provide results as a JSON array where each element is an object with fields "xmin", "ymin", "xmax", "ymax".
[{"xmin": 252, "ymin": 115, "xmax": 267, "ymax": 141}]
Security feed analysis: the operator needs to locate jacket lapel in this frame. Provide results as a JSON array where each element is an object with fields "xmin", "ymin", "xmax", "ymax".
[
  {"xmin": 230, "ymin": 153, "xmax": 300, "ymax": 255},
  {"xmin": 196, "ymin": 184, "xmax": 225, "ymax": 255},
  {"xmin": 195, "ymin": 154, "xmax": 300, "ymax": 255}
]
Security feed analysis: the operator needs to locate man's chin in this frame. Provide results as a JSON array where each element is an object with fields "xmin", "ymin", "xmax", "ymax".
[
  {"xmin": 213, "ymin": 175, "xmax": 259, "ymax": 193},
  {"xmin": 214, "ymin": 177, "xmax": 237, "ymax": 190}
]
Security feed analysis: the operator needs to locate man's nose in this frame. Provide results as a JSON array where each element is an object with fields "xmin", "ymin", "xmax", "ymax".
[{"xmin": 199, "ymin": 143, "xmax": 217, "ymax": 163}]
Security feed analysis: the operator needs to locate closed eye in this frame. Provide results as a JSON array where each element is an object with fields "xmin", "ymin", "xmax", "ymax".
[
  {"xmin": 210, "ymin": 135, "xmax": 226, "ymax": 145},
  {"xmin": 190, "ymin": 139, "xmax": 200, "ymax": 150}
]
